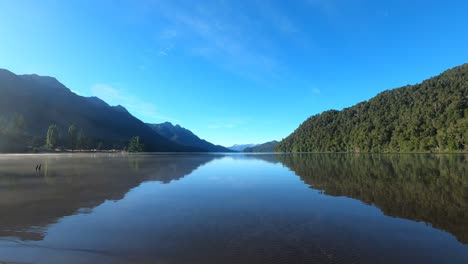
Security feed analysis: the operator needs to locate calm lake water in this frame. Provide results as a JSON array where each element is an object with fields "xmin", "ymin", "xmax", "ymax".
[{"xmin": 0, "ymin": 153, "xmax": 467, "ymax": 264}]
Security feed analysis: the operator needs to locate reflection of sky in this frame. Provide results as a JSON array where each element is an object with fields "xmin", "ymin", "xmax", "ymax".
[{"xmin": 0, "ymin": 155, "xmax": 467, "ymax": 264}]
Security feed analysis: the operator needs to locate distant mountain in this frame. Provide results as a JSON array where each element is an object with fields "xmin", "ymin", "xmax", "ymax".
[
  {"xmin": 147, "ymin": 122, "xmax": 232, "ymax": 152},
  {"xmin": 0, "ymin": 69, "xmax": 199, "ymax": 152},
  {"xmin": 227, "ymin": 144, "xmax": 257, "ymax": 151},
  {"xmin": 277, "ymin": 64, "xmax": 468, "ymax": 153},
  {"xmin": 244, "ymin": 141, "xmax": 279, "ymax": 152}
]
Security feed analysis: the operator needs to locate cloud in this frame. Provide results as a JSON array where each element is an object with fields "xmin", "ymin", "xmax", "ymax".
[
  {"xmin": 305, "ymin": 0, "xmax": 339, "ymax": 17},
  {"xmin": 312, "ymin": 87, "xmax": 321, "ymax": 95},
  {"xmin": 157, "ymin": 44, "xmax": 173, "ymax": 56},
  {"xmin": 91, "ymin": 84, "xmax": 122, "ymax": 101},
  {"xmin": 159, "ymin": 28, "xmax": 178, "ymax": 39},
  {"xmin": 91, "ymin": 83, "xmax": 176, "ymax": 122},
  {"xmin": 208, "ymin": 123, "xmax": 236, "ymax": 129},
  {"xmin": 70, "ymin": 89, "xmax": 81, "ymax": 95},
  {"xmin": 257, "ymin": 1, "xmax": 300, "ymax": 34},
  {"xmin": 116, "ymin": 1, "xmax": 315, "ymax": 84},
  {"xmin": 207, "ymin": 117, "xmax": 249, "ymax": 129},
  {"xmin": 137, "ymin": 45, "xmax": 174, "ymax": 72},
  {"xmin": 142, "ymin": 1, "xmax": 303, "ymax": 82}
]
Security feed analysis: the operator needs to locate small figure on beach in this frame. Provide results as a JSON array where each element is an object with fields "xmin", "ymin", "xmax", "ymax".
[{"xmin": 35, "ymin": 164, "xmax": 42, "ymax": 172}]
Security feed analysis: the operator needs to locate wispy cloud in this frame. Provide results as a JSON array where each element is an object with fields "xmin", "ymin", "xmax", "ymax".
[
  {"xmin": 305, "ymin": 0, "xmax": 339, "ymax": 18},
  {"xmin": 208, "ymin": 123, "xmax": 236, "ymax": 129},
  {"xmin": 207, "ymin": 117, "xmax": 249, "ymax": 129},
  {"xmin": 159, "ymin": 28, "xmax": 178, "ymax": 39},
  {"xmin": 91, "ymin": 84, "xmax": 122, "ymax": 100},
  {"xmin": 157, "ymin": 44, "xmax": 174, "ymax": 56},
  {"xmin": 130, "ymin": 0, "xmax": 307, "ymax": 82},
  {"xmin": 256, "ymin": 0, "xmax": 300, "ymax": 34},
  {"xmin": 312, "ymin": 87, "xmax": 321, "ymax": 95},
  {"xmin": 91, "ymin": 83, "xmax": 176, "ymax": 123}
]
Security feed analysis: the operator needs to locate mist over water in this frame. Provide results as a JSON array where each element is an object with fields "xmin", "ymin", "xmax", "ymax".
[{"xmin": 0, "ymin": 153, "xmax": 467, "ymax": 264}]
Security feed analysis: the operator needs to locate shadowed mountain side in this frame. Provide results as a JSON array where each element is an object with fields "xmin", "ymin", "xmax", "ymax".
[
  {"xmin": 244, "ymin": 141, "xmax": 279, "ymax": 152},
  {"xmin": 0, "ymin": 69, "xmax": 199, "ymax": 152},
  {"xmin": 0, "ymin": 154, "xmax": 221, "ymax": 241},
  {"xmin": 277, "ymin": 154, "xmax": 468, "ymax": 243},
  {"xmin": 147, "ymin": 122, "xmax": 232, "ymax": 152}
]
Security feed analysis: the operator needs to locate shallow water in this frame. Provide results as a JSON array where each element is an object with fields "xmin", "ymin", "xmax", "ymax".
[{"xmin": 0, "ymin": 153, "xmax": 467, "ymax": 264}]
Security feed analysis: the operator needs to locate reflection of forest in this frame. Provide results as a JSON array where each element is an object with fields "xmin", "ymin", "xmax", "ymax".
[
  {"xmin": 278, "ymin": 154, "xmax": 468, "ymax": 243},
  {"xmin": 0, "ymin": 154, "xmax": 220, "ymax": 241}
]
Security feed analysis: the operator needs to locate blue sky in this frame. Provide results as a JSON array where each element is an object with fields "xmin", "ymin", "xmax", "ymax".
[{"xmin": 0, "ymin": 0, "xmax": 467, "ymax": 146}]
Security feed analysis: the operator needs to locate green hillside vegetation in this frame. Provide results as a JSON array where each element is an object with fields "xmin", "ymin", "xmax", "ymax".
[
  {"xmin": 244, "ymin": 141, "xmax": 279, "ymax": 152},
  {"xmin": 277, "ymin": 64, "xmax": 468, "ymax": 153},
  {"xmin": 0, "ymin": 69, "xmax": 200, "ymax": 153},
  {"xmin": 147, "ymin": 122, "xmax": 232, "ymax": 152}
]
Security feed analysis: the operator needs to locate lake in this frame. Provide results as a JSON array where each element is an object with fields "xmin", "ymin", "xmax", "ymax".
[{"xmin": 0, "ymin": 153, "xmax": 467, "ymax": 264}]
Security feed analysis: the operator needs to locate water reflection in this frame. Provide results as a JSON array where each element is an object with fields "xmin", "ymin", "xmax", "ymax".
[
  {"xmin": 278, "ymin": 154, "xmax": 468, "ymax": 243},
  {"xmin": 0, "ymin": 153, "xmax": 466, "ymax": 264},
  {"xmin": 0, "ymin": 153, "xmax": 221, "ymax": 241}
]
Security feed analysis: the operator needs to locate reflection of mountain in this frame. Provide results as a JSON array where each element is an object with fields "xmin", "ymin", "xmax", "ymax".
[
  {"xmin": 278, "ymin": 154, "xmax": 468, "ymax": 243},
  {"xmin": 0, "ymin": 154, "xmax": 220, "ymax": 241},
  {"xmin": 243, "ymin": 153, "xmax": 281, "ymax": 164}
]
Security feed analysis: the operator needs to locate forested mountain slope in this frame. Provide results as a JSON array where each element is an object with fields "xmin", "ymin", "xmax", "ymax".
[
  {"xmin": 277, "ymin": 64, "xmax": 467, "ymax": 152},
  {"xmin": 244, "ymin": 141, "xmax": 279, "ymax": 152},
  {"xmin": 147, "ymin": 122, "xmax": 232, "ymax": 152},
  {"xmin": 0, "ymin": 69, "xmax": 196, "ymax": 152}
]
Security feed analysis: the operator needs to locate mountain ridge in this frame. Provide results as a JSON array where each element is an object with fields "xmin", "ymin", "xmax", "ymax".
[
  {"xmin": 0, "ymin": 69, "xmax": 200, "ymax": 152},
  {"xmin": 227, "ymin": 144, "xmax": 257, "ymax": 151},
  {"xmin": 147, "ymin": 122, "xmax": 232, "ymax": 152},
  {"xmin": 276, "ymin": 64, "xmax": 468, "ymax": 153},
  {"xmin": 244, "ymin": 141, "xmax": 279, "ymax": 152}
]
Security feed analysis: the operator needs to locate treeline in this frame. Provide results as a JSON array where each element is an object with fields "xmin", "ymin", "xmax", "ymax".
[
  {"xmin": 277, "ymin": 64, "xmax": 467, "ymax": 153},
  {"xmin": 243, "ymin": 141, "xmax": 279, "ymax": 152},
  {"xmin": 0, "ymin": 114, "xmax": 144, "ymax": 153}
]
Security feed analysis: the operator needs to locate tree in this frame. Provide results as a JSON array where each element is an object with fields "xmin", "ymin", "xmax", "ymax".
[
  {"xmin": 46, "ymin": 125, "xmax": 60, "ymax": 150},
  {"xmin": 0, "ymin": 115, "xmax": 7, "ymax": 133},
  {"xmin": 68, "ymin": 124, "xmax": 78, "ymax": 151},
  {"xmin": 127, "ymin": 136, "xmax": 144, "ymax": 152},
  {"xmin": 96, "ymin": 142, "xmax": 104, "ymax": 151},
  {"xmin": 77, "ymin": 129, "xmax": 86, "ymax": 150},
  {"xmin": 13, "ymin": 113, "xmax": 25, "ymax": 134}
]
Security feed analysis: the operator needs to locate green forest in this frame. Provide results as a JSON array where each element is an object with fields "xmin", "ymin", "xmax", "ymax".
[
  {"xmin": 0, "ymin": 114, "xmax": 142, "ymax": 153},
  {"xmin": 277, "ymin": 64, "xmax": 468, "ymax": 153}
]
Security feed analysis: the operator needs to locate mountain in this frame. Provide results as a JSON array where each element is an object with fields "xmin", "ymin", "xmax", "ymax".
[
  {"xmin": 227, "ymin": 144, "xmax": 257, "ymax": 151},
  {"xmin": 244, "ymin": 141, "xmax": 279, "ymax": 152},
  {"xmin": 0, "ymin": 69, "xmax": 199, "ymax": 152},
  {"xmin": 277, "ymin": 64, "xmax": 468, "ymax": 153},
  {"xmin": 147, "ymin": 122, "xmax": 232, "ymax": 152}
]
